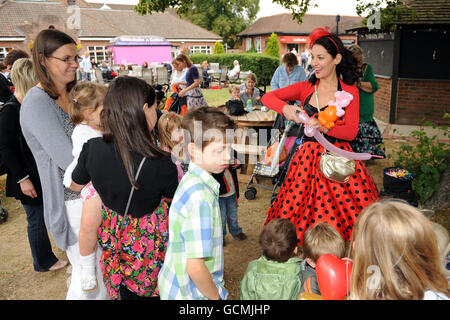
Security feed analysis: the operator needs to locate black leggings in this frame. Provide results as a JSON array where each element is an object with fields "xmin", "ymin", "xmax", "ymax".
[{"xmin": 119, "ymin": 284, "xmax": 160, "ymax": 300}]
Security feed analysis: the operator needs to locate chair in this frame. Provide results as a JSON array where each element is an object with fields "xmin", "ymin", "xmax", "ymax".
[
  {"xmin": 156, "ymin": 67, "xmax": 169, "ymax": 86},
  {"xmin": 94, "ymin": 69, "xmax": 104, "ymax": 85},
  {"xmin": 197, "ymin": 67, "xmax": 209, "ymax": 89},
  {"xmin": 218, "ymin": 66, "xmax": 228, "ymax": 87},
  {"xmin": 210, "ymin": 62, "xmax": 219, "ymax": 73},
  {"xmin": 142, "ymin": 68, "xmax": 154, "ymax": 86},
  {"xmin": 118, "ymin": 70, "xmax": 128, "ymax": 76}
]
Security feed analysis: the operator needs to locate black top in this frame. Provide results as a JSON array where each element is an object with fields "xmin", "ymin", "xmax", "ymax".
[
  {"xmin": 72, "ymin": 137, "xmax": 178, "ymax": 218},
  {"xmin": 0, "ymin": 73, "xmax": 13, "ymax": 104},
  {"xmin": 0, "ymin": 96, "xmax": 43, "ymax": 205}
]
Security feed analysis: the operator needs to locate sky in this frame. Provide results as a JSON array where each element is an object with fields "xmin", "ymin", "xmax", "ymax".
[{"xmin": 85, "ymin": 0, "xmax": 360, "ymax": 18}]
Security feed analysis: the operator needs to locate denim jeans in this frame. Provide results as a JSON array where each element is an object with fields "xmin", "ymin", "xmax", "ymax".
[
  {"xmin": 219, "ymin": 194, "xmax": 242, "ymax": 237},
  {"xmin": 22, "ymin": 204, "xmax": 58, "ymax": 272}
]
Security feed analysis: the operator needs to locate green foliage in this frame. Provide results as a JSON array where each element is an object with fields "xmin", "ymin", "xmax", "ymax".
[
  {"xmin": 356, "ymin": 0, "xmax": 417, "ymax": 31},
  {"xmin": 265, "ymin": 33, "xmax": 280, "ymax": 59},
  {"xmin": 136, "ymin": 0, "xmax": 259, "ymax": 48},
  {"xmin": 190, "ymin": 53, "xmax": 280, "ymax": 86},
  {"xmin": 213, "ymin": 41, "xmax": 225, "ymax": 54},
  {"xmin": 271, "ymin": 0, "xmax": 316, "ymax": 24},
  {"xmin": 392, "ymin": 116, "xmax": 450, "ymax": 205}
]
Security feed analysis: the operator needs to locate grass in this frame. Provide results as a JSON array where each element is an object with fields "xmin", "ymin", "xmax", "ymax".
[{"xmin": 164, "ymin": 85, "xmax": 273, "ymax": 108}]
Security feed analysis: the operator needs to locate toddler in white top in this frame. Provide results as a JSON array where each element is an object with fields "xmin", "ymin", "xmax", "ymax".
[{"xmin": 63, "ymin": 82, "xmax": 107, "ymax": 293}]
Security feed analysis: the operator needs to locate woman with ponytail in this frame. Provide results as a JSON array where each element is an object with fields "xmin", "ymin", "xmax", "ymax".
[{"xmin": 261, "ymin": 28, "xmax": 379, "ymax": 245}]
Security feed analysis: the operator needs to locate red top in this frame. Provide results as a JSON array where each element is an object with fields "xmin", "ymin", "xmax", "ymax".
[{"xmin": 261, "ymin": 79, "xmax": 360, "ymax": 141}]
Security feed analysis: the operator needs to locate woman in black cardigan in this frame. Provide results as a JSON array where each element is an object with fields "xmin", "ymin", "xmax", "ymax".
[{"xmin": 0, "ymin": 58, "xmax": 66, "ymax": 272}]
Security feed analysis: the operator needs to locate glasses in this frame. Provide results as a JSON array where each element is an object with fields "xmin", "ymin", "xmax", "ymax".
[{"xmin": 49, "ymin": 55, "xmax": 80, "ymax": 64}]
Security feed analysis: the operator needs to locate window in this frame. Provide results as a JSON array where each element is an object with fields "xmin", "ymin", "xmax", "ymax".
[
  {"xmin": 246, "ymin": 38, "xmax": 252, "ymax": 51},
  {"xmin": 88, "ymin": 46, "xmax": 108, "ymax": 63},
  {"xmin": 189, "ymin": 45, "xmax": 211, "ymax": 54},
  {"xmin": 0, "ymin": 47, "xmax": 12, "ymax": 62},
  {"xmin": 255, "ymin": 37, "xmax": 262, "ymax": 53}
]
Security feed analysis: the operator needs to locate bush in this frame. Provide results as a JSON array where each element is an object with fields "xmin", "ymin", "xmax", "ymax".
[
  {"xmin": 213, "ymin": 41, "xmax": 225, "ymax": 54},
  {"xmin": 392, "ymin": 115, "xmax": 450, "ymax": 205},
  {"xmin": 265, "ymin": 33, "xmax": 280, "ymax": 59},
  {"xmin": 190, "ymin": 53, "xmax": 280, "ymax": 86}
]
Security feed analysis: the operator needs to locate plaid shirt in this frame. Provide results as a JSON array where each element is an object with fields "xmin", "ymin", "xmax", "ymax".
[{"xmin": 158, "ymin": 162, "xmax": 227, "ymax": 300}]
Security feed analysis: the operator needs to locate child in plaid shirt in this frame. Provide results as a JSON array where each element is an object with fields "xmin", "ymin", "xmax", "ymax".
[{"xmin": 158, "ymin": 107, "xmax": 236, "ymax": 300}]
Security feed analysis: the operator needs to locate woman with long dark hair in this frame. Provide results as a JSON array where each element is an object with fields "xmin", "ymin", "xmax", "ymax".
[
  {"xmin": 261, "ymin": 28, "xmax": 379, "ymax": 245},
  {"xmin": 71, "ymin": 76, "xmax": 178, "ymax": 300},
  {"xmin": 20, "ymin": 28, "xmax": 109, "ymax": 299}
]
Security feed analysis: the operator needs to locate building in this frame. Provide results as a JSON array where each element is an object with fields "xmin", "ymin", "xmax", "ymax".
[
  {"xmin": 349, "ymin": 0, "xmax": 450, "ymax": 125},
  {"xmin": 237, "ymin": 13, "xmax": 363, "ymax": 56},
  {"xmin": 0, "ymin": 0, "xmax": 222, "ymax": 63}
]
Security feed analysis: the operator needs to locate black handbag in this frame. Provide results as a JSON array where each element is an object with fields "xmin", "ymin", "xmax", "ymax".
[{"xmin": 225, "ymin": 99, "xmax": 247, "ymax": 116}]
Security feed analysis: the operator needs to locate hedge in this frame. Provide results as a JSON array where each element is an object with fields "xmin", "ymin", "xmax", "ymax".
[{"xmin": 190, "ymin": 53, "xmax": 280, "ymax": 86}]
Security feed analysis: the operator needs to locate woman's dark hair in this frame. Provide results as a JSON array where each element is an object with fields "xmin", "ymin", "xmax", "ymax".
[
  {"xmin": 282, "ymin": 52, "xmax": 299, "ymax": 67},
  {"xmin": 101, "ymin": 76, "xmax": 166, "ymax": 188},
  {"xmin": 309, "ymin": 34, "xmax": 361, "ymax": 86},
  {"xmin": 176, "ymin": 53, "xmax": 193, "ymax": 68},
  {"xmin": 32, "ymin": 28, "xmax": 77, "ymax": 99}
]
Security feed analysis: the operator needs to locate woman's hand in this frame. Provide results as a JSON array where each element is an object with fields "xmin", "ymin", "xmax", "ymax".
[
  {"xmin": 20, "ymin": 179, "xmax": 37, "ymax": 198},
  {"xmin": 282, "ymin": 104, "xmax": 303, "ymax": 123},
  {"xmin": 306, "ymin": 117, "xmax": 329, "ymax": 134},
  {"xmin": 179, "ymin": 88, "xmax": 187, "ymax": 97}
]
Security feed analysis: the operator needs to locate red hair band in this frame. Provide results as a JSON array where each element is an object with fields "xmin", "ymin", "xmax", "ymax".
[{"xmin": 308, "ymin": 28, "xmax": 340, "ymax": 55}]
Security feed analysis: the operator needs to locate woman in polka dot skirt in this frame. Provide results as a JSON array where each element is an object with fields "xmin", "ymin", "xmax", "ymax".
[{"xmin": 261, "ymin": 28, "xmax": 379, "ymax": 245}]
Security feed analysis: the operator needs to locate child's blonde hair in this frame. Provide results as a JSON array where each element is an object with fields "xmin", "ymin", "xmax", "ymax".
[
  {"xmin": 158, "ymin": 111, "xmax": 183, "ymax": 150},
  {"xmin": 349, "ymin": 199, "xmax": 450, "ymax": 300},
  {"xmin": 228, "ymin": 84, "xmax": 240, "ymax": 95},
  {"xmin": 302, "ymin": 222, "xmax": 345, "ymax": 262},
  {"xmin": 68, "ymin": 82, "xmax": 107, "ymax": 125},
  {"xmin": 10, "ymin": 58, "xmax": 37, "ymax": 100}
]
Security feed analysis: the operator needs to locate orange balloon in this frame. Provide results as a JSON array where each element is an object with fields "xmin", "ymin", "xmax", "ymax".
[{"xmin": 318, "ymin": 105, "xmax": 338, "ymax": 129}]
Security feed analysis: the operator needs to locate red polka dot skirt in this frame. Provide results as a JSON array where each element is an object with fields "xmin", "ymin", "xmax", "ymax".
[{"xmin": 265, "ymin": 141, "xmax": 379, "ymax": 245}]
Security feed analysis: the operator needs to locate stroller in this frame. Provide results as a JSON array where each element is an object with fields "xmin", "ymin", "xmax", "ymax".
[{"xmin": 244, "ymin": 121, "xmax": 304, "ymax": 203}]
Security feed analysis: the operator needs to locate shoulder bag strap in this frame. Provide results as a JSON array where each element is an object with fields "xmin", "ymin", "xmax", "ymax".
[
  {"xmin": 314, "ymin": 85, "xmax": 327, "ymax": 153},
  {"xmin": 123, "ymin": 156, "xmax": 146, "ymax": 220}
]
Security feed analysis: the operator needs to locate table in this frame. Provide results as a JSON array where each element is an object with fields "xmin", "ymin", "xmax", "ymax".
[{"xmin": 224, "ymin": 107, "xmax": 278, "ymax": 174}]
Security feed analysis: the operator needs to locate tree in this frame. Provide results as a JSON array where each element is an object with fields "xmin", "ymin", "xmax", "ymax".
[
  {"xmin": 135, "ymin": 0, "xmax": 259, "ymax": 48},
  {"xmin": 355, "ymin": 0, "xmax": 415, "ymax": 31},
  {"xmin": 265, "ymin": 33, "xmax": 280, "ymax": 58},
  {"xmin": 213, "ymin": 41, "xmax": 225, "ymax": 54}
]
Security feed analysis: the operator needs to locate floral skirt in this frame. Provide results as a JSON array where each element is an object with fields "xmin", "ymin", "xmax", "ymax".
[
  {"xmin": 350, "ymin": 119, "xmax": 386, "ymax": 157},
  {"xmin": 97, "ymin": 200, "xmax": 169, "ymax": 300},
  {"xmin": 266, "ymin": 141, "xmax": 379, "ymax": 245}
]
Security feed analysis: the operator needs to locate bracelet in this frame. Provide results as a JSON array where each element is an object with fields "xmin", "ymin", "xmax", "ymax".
[{"xmin": 17, "ymin": 175, "xmax": 30, "ymax": 184}]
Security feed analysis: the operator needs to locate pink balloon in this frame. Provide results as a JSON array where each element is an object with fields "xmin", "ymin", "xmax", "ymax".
[{"xmin": 297, "ymin": 111, "xmax": 380, "ymax": 160}]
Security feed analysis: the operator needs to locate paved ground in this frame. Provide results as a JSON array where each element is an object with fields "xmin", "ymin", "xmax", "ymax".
[{"xmin": 376, "ymin": 117, "xmax": 449, "ymax": 141}]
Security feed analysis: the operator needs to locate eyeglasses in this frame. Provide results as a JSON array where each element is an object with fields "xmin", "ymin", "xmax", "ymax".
[{"xmin": 49, "ymin": 55, "xmax": 80, "ymax": 64}]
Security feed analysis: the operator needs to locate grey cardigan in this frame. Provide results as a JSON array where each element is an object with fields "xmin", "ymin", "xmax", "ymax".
[{"xmin": 20, "ymin": 86, "xmax": 78, "ymax": 250}]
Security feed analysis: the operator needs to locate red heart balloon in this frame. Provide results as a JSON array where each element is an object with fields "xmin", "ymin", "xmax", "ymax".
[{"xmin": 316, "ymin": 254, "xmax": 353, "ymax": 300}]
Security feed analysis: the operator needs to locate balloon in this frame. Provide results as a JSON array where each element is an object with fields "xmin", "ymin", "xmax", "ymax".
[
  {"xmin": 297, "ymin": 292, "xmax": 323, "ymax": 300},
  {"xmin": 316, "ymin": 254, "xmax": 353, "ymax": 300},
  {"xmin": 318, "ymin": 105, "xmax": 337, "ymax": 129},
  {"xmin": 297, "ymin": 111, "xmax": 383, "ymax": 160}
]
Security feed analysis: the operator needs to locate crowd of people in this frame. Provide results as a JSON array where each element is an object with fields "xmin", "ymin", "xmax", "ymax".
[{"xmin": 0, "ymin": 27, "xmax": 448, "ymax": 301}]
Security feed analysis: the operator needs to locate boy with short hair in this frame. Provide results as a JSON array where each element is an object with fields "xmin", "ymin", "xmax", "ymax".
[
  {"xmin": 299, "ymin": 222, "xmax": 345, "ymax": 295},
  {"xmin": 240, "ymin": 219, "xmax": 302, "ymax": 300},
  {"xmin": 158, "ymin": 106, "xmax": 235, "ymax": 300}
]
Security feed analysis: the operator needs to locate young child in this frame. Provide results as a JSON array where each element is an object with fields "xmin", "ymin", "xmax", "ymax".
[
  {"xmin": 240, "ymin": 219, "xmax": 302, "ymax": 300},
  {"xmin": 63, "ymin": 82, "xmax": 107, "ymax": 292},
  {"xmin": 299, "ymin": 222, "xmax": 346, "ymax": 296},
  {"xmin": 239, "ymin": 73, "xmax": 262, "ymax": 106},
  {"xmin": 349, "ymin": 199, "xmax": 450, "ymax": 300},
  {"xmin": 212, "ymin": 150, "xmax": 246, "ymax": 246},
  {"xmin": 158, "ymin": 106, "xmax": 235, "ymax": 300},
  {"xmin": 228, "ymin": 84, "xmax": 240, "ymax": 101},
  {"xmin": 158, "ymin": 111, "xmax": 188, "ymax": 182}
]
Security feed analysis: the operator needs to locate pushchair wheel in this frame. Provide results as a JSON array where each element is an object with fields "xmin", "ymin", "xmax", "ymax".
[
  {"xmin": 0, "ymin": 205, "xmax": 8, "ymax": 224},
  {"xmin": 244, "ymin": 187, "xmax": 257, "ymax": 200}
]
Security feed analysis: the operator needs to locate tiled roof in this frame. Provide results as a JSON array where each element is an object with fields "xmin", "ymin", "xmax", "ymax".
[
  {"xmin": 0, "ymin": 1, "xmax": 222, "ymax": 39},
  {"xmin": 393, "ymin": 0, "xmax": 450, "ymax": 24},
  {"xmin": 238, "ymin": 13, "xmax": 363, "ymax": 36}
]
